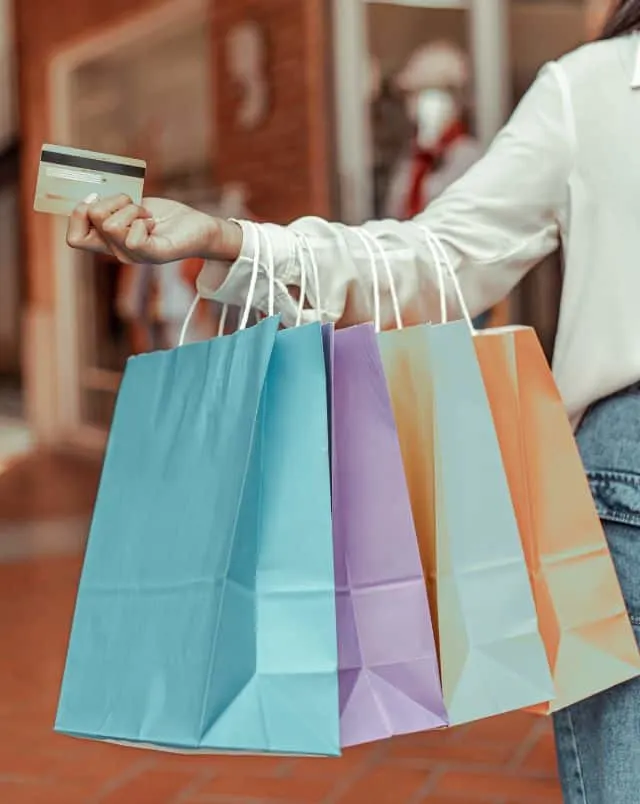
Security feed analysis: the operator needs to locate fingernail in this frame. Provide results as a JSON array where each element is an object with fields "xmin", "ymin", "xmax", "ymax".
[{"xmin": 83, "ymin": 193, "xmax": 99, "ymax": 204}]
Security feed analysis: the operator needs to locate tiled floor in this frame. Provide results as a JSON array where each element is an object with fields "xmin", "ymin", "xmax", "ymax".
[{"xmin": 0, "ymin": 449, "xmax": 563, "ymax": 803}]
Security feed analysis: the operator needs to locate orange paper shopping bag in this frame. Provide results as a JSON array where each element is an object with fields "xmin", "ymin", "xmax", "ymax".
[{"xmin": 426, "ymin": 230, "xmax": 640, "ymax": 713}]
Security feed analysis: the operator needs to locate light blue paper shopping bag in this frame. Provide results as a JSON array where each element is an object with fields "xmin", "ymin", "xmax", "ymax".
[{"xmin": 56, "ymin": 317, "xmax": 340, "ymax": 756}]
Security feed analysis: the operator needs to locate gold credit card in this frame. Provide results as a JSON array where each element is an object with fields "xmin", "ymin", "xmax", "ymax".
[{"xmin": 34, "ymin": 144, "xmax": 146, "ymax": 216}]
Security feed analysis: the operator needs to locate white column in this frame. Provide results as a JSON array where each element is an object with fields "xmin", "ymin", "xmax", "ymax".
[
  {"xmin": 469, "ymin": 0, "xmax": 510, "ymax": 146},
  {"xmin": 332, "ymin": 0, "xmax": 374, "ymax": 223}
]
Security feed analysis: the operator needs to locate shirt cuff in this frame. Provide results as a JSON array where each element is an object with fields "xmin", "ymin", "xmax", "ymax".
[{"xmin": 196, "ymin": 220, "xmax": 301, "ymax": 316}]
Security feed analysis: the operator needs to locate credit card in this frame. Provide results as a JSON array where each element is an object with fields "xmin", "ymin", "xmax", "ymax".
[{"xmin": 34, "ymin": 144, "xmax": 146, "ymax": 216}]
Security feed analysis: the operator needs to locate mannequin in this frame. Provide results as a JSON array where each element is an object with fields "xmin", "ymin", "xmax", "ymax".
[
  {"xmin": 385, "ymin": 42, "xmax": 483, "ymax": 220},
  {"xmin": 385, "ymin": 42, "xmax": 508, "ymax": 328},
  {"xmin": 370, "ymin": 56, "xmax": 413, "ymax": 218},
  {"xmin": 385, "ymin": 41, "xmax": 508, "ymax": 328}
]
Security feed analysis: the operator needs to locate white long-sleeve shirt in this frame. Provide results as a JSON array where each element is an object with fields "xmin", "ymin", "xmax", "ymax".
[{"xmin": 197, "ymin": 34, "xmax": 640, "ymax": 426}]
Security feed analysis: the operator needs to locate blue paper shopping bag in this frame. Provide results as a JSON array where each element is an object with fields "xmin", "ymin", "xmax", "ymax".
[{"xmin": 56, "ymin": 317, "xmax": 340, "ymax": 756}]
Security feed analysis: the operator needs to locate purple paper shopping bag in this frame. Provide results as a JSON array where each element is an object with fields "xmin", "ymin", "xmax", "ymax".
[{"xmin": 327, "ymin": 323, "xmax": 448, "ymax": 747}]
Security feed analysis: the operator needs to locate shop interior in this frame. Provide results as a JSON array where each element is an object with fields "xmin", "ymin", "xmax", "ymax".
[
  {"xmin": 1, "ymin": 0, "xmax": 595, "ymax": 443},
  {"xmin": 65, "ymin": 19, "xmax": 215, "ymax": 432},
  {"xmin": 360, "ymin": 0, "xmax": 585, "ymax": 352}
]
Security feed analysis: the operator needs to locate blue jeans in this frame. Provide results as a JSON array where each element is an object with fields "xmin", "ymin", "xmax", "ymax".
[{"xmin": 554, "ymin": 385, "xmax": 640, "ymax": 803}]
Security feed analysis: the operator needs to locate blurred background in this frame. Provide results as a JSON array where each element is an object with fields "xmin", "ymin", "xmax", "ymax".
[
  {"xmin": 0, "ymin": 0, "xmax": 613, "ymax": 452},
  {"xmin": 0, "ymin": 1, "xmax": 615, "ymax": 803}
]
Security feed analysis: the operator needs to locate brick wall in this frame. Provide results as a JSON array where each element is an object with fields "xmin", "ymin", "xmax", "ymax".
[{"xmin": 212, "ymin": 0, "xmax": 333, "ymax": 224}]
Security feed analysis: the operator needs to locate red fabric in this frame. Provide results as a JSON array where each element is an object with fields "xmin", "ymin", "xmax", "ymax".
[{"xmin": 403, "ymin": 119, "xmax": 468, "ymax": 219}]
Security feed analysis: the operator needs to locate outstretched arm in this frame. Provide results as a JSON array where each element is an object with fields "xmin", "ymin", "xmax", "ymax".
[{"xmin": 198, "ymin": 63, "xmax": 574, "ymax": 329}]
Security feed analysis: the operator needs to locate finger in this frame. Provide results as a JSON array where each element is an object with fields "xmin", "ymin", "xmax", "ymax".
[
  {"xmin": 66, "ymin": 202, "xmax": 92, "ymax": 247},
  {"xmin": 86, "ymin": 194, "xmax": 134, "ymax": 229},
  {"xmin": 78, "ymin": 234, "xmax": 112, "ymax": 254},
  {"xmin": 66, "ymin": 200, "xmax": 111, "ymax": 255},
  {"xmin": 67, "ymin": 226, "xmax": 110, "ymax": 255},
  {"xmin": 100, "ymin": 203, "xmax": 150, "ymax": 241},
  {"xmin": 124, "ymin": 218, "xmax": 152, "ymax": 252},
  {"xmin": 137, "ymin": 205, "xmax": 154, "ymax": 219}
]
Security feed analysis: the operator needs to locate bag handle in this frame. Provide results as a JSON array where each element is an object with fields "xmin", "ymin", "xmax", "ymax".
[
  {"xmin": 179, "ymin": 293, "xmax": 201, "ymax": 347},
  {"xmin": 352, "ymin": 227, "xmax": 452, "ymax": 332},
  {"xmin": 213, "ymin": 226, "xmax": 319, "ymax": 337},
  {"xmin": 263, "ymin": 225, "xmax": 276, "ymax": 321},
  {"xmin": 420, "ymin": 229, "xmax": 448, "ymax": 325},
  {"xmin": 179, "ymin": 220, "xmax": 270, "ymax": 346},
  {"xmin": 358, "ymin": 230, "xmax": 403, "ymax": 332},
  {"xmin": 352, "ymin": 230, "xmax": 382, "ymax": 331},
  {"xmin": 217, "ymin": 228, "xmax": 320, "ymax": 333},
  {"xmin": 292, "ymin": 233, "xmax": 323, "ymax": 326},
  {"xmin": 351, "ymin": 229, "xmax": 403, "ymax": 333},
  {"xmin": 418, "ymin": 226, "xmax": 476, "ymax": 334}
]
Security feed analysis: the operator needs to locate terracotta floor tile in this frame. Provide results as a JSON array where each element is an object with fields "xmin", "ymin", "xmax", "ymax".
[
  {"xmin": 0, "ymin": 780, "xmax": 97, "ymax": 804},
  {"xmin": 335, "ymin": 765, "xmax": 431, "ymax": 803},
  {"xmin": 196, "ymin": 773, "xmax": 336, "ymax": 802},
  {"xmin": 0, "ymin": 451, "xmax": 100, "ymax": 522},
  {"xmin": 434, "ymin": 769, "xmax": 562, "ymax": 802},
  {"xmin": 387, "ymin": 737, "xmax": 516, "ymax": 766},
  {"xmin": 419, "ymin": 799, "xmax": 473, "ymax": 804},
  {"xmin": 458, "ymin": 712, "xmax": 541, "ymax": 745},
  {"xmin": 98, "ymin": 767, "xmax": 201, "ymax": 803},
  {"xmin": 0, "ymin": 452, "xmax": 563, "ymax": 804},
  {"xmin": 288, "ymin": 745, "xmax": 377, "ymax": 780},
  {"xmin": 0, "ymin": 740, "xmax": 148, "ymax": 789},
  {"xmin": 389, "ymin": 728, "xmax": 460, "ymax": 752},
  {"xmin": 519, "ymin": 731, "xmax": 559, "ymax": 776},
  {"xmin": 196, "ymin": 755, "xmax": 291, "ymax": 776}
]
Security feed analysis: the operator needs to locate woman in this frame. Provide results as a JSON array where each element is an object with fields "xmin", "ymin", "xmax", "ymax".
[{"xmin": 67, "ymin": 4, "xmax": 640, "ymax": 802}]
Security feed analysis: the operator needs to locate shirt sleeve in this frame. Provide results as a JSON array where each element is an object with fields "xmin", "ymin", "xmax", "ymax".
[{"xmin": 197, "ymin": 62, "xmax": 574, "ymax": 329}]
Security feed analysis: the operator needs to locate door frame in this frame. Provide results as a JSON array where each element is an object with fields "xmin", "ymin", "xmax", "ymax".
[
  {"xmin": 48, "ymin": 0, "xmax": 208, "ymax": 451},
  {"xmin": 331, "ymin": 0, "xmax": 510, "ymax": 223}
]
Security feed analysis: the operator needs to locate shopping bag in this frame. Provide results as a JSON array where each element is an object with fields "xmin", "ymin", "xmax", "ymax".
[
  {"xmin": 475, "ymin": 328, "xmax": 640, "ymax": 711},
  {"xmin": 422, "ymin": 226, "xmax": 640, "ymax": 712},
  {"xmin": 345, "ymin": 227, "xmax": 552, "ymax": 726},
  {"xmin": 328, "ymin": 323, "xmax": 447, "ymax": 746},
  {"xmin": 379, "ymin": 320, "xmax": 554, "ymax": 725},
  {"xmin": 321, "ymin": 323, "xmax": 335, "ymax": 478},
  {"xmin": 55, "ymin": 317, "xmax": 340, "ymax": 756}
]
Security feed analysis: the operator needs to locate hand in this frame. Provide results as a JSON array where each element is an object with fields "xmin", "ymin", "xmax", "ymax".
[{"xmin": 66, "ymin": 194, "xmax": 244, "ymax": 264}]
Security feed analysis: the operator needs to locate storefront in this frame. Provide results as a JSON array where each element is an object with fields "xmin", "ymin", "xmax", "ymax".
[
  {"xmin": 18, "ymin": 0, "xmax": 596, "ymax": 450},
  {"xmin": 19, "ymin": 0, "xmax": 332, "ymax": 451},
  {"xmin": 45, "ymin": 0, "xmax": 212, "ymax": 450},
  {"xmin": 333, "ymin": 0, "xmax": 509, "ymax": 225},
  {"xmin": 331, "ymin": 0, "xmax": 587, "ymax": 349}
]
